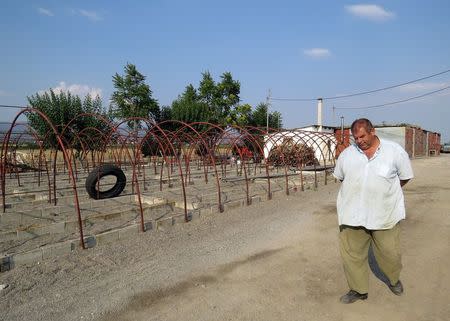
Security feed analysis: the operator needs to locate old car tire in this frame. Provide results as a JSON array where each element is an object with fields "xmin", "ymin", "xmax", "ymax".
[{"xmin": 85, "ymin": 164, "xmax": 126, "ymax": 199}]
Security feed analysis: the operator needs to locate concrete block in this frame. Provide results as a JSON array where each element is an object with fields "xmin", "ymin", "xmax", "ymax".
[
  {"xmin": 34, "ymin": 194, "xmax": 49, "ymax": 201},
  {"xmin": 64, "ymin": 221, "xmax": 79, "ymax": 233},
  {"xmin": 82, "ymin": 235, "xmax": 97, "ymax": 249},
  {"xmin": 153, "ymin": 197, "xmax": 168, "ymax": 205},
  {"xmin": 224, "ymin": 200, "xmax": 243, "ymax": 211},
  {"xmin": 189, "ymin": 210, "xmax": 200, "ymax": 221},
  {"xmin": 79, "ymin": 201, "xmax": 93, "ymax": 210},
  {"xmin": 174, "ymin": 201, "xmax": 198, "ymax": 210},
  {"xmin": 143, "ymin": 221, "xmax": 153, "ymax": 232},
  {"xmin": 103, "ymin": 212, "xmax": 122, "ymax": 221},
  {"xmin": 12, "ymin": 249, "xmax": 43, "ymax": 267},
  {"xmin": 0, "ymin": 231, "xmax": 17, "ymax": 242},
  {"xmin": 46, "ymin": 206, "xmax": 62, "ymax": 216},
  {"xmin": 32, "ymin": 199, "xmax": 47, "ymax": 207},
  {"xmin": 41, "ymin": 241, "xmax": 73, "ymax": 259},
  {"xmin": 16, "ymin": 229, "xmax": 37, "ymax": 240},
  {"xmin": 172, "ymin": 213, "xmax": 188, "ymax": 224},
  {"xmin": 92, "ymin": 199, "xmax": 105, "ymax": 207},
  {"xmin": 251, "ymin": 196, "xmax": 262, "ymax": 204},
  {"xmin": 138, "ymin": 195, "xmax": 166, "ymax": 206},
  {"xmin": 118, "ymin": 224, "xmax": 139, "ymax": 240},
  {"xmin": 36, "ymin": 221, "xmax": 66, "ymax": 235},
  {"xmin": 0, "ymin": 256, "xmax": 12, "ymax": 273},
  {"xmin": 271, "ymin": 190, "xmax": 282, "ymax": 198},
  {"xmin": 57, "ymin": 206, "xmax": 74, "ymax": 215},
  {"xmin": 96, "ymin": 230, "xmax": 119, "ymax": 245},
  {"xmin": 156, "ymin": 217, "xmax": 174, "ymax": 231}
]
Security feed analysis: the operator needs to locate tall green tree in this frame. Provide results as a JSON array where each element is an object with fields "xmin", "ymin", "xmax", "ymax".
[
  {"xmin": 198, "ymin": 72, "xmax": 216, "ymax": 106},
  {"xmin": 251, "ymin": 102, "xmax": 269, "ymax": 127},
  {"xmin": 171, "ymin": 84, "xmax": 211, "ymax": 125},
  {"xmin": 250, "ymin": 103, "xmax": 283, "ymax": 129},
  {"xmin": 216, "ymin": 72, "xmax": 240, "ymax": 121},
  {"xmin": 110, "ymin": 63, "xmax": 160, "ymax": 129},
  {"xmin": 270, "ymin": 111, "xmax": 283, "ymax": 129},
  {"xmin": 197, "ymin": 71, "xmax": 240, "ymax": 124},
  {"xmin": 26, "ymin": 89, "xmax": 110, "ymax": 150}
]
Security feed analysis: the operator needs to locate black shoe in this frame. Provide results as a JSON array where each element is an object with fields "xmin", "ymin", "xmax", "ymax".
[
  {"xmin": 339, "ymin": 290, "xmax": 368, "ymax": 304},
  {"xmin": 388, "ymin": 280, "xmax": 404, "ymax": 296}
]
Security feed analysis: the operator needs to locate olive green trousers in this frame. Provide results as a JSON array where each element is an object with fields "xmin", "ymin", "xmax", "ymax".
[{"xmin": 339, "ymin": 224, "xmax": 402, "ymax": 294}]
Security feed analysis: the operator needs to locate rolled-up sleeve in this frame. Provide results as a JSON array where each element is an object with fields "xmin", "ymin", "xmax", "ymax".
[{"xmin": 396, "ymin": 147, "xmax": 414, "ymax": 180}]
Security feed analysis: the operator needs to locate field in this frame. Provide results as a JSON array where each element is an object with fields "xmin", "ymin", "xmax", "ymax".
[{"xmin": 0, "ymin": 155, "xmax": 449, "ymax": 321}]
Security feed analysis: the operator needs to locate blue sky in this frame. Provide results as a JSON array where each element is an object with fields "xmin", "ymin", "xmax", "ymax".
[{"xmin": 1, "ymin": 1, "xmax": 450, "ymax": 141}]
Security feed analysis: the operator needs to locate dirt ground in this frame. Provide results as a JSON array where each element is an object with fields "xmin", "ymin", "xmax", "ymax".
[{"xmin": 1, "ymin": 155, "xmax": 449, "ymax": 321}]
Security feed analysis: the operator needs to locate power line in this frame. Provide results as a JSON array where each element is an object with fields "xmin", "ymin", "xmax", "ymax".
[
  {"xmin": 0, "ymin": 104, "xmax": 28, "ymax": 109},
  {"xmin": 270, "ymin": 97, "xmax": 317, "ymax": 102},
  {"xmin": 270, "ymin": 68, "xmax": 450, "ymax": 101},
  {"xmin": 334, "ymin": 84, "xmax": 450, "ymax": 110}
]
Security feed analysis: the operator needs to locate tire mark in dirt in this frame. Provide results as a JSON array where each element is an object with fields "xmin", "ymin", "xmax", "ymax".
[{"xmin": 100, "ymin": 247, "xmax": 286, "ymax": 319}]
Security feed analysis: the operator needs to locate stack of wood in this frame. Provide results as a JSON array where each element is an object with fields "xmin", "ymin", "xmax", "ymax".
[{"xmin": 268, "ymin": 138, "xmax": 318, "ymax": 167}]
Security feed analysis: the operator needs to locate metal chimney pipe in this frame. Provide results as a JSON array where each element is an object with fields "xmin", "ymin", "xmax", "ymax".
[{"xmin": 317, "ymin": 98, "xmax": 323, "ymax": 132}]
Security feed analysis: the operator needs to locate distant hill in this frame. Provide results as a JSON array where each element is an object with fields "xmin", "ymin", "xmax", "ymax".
[{"xmin": 0, "ymin": 122, "xmax": 34, "ymax": 142}]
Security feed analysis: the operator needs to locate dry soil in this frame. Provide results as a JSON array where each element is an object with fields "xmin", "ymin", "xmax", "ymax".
[{"xmin": 1, "ymin": 155, "xmax": 449, "ymax": 321}]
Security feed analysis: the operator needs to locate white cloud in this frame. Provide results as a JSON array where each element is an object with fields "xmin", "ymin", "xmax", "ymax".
[
  {"xmin": 345, "ymin": 4, "xmax": 395, "ymax": 22},
  {"xmin": 0, "ymin": 90, "xmax": 9, "ymax": 96},
  {"xmin": 398, "ymin": 82, "xmax": 449, "ymax": 92},
  {"xmin": 303, "ymin": 48, "xmax": 331, "ymax": 59},
  {"xmin": 37, "ymin": 7, "xmax": 54, "ymax": 17},
  {"xmin": 78, "ymin": 9, "xmax": 102, "ymax": 22},
  {"xmin": 41, "ymin": 81, "xmax": 102, "ymax": 98}
]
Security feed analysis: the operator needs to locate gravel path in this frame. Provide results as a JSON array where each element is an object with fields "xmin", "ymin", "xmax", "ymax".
[{"xmin": 1, "ymin": 155, "xmax": 449, "ymax": 321}]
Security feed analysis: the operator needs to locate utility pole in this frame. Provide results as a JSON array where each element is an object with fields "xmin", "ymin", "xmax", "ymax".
[
  {"xmin": 266, "ymin": 89, "xmax": 271, "ymax": 134},
  {"xmin": 340, "ymin": 116, "xmax": 345, "ymax": 144}
]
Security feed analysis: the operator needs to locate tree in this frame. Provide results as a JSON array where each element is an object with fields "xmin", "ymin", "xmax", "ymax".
[
  {"xmin": 110, "ymin": 63, "xmax": 160, "ymax": 129},
  {"xmin": 159, "ymin": 106, "xmax": 173, "ymax": 122},
  {"xmin": 251, "ymin": 103, "xmax": 269, "ymax": 127},
  {"xmin": 250, "ymin": 103, "xmax": 283, "ymax": 129},
  {"xmin": 198, "ymin": 71, "xmax": 240, "ymax": 124},
  {"xmin": 171, "ymin": 84, "xmax": 211, "ymax": 126},
  {"xmin": 216, "ymin": 72, "xmax": 240, "ymax": 121},
  {"xmin": 270, "ymin": 111, "xmax": 283, "ymax": 129},
  {"xmin": 26, "ymin": 89, "xmax": 110, "ymax": 151},
  {"xmin": 79, "ymin": 95, "xmax": 112, "ymax": 150},
  {"xmin": 198, "ymin": 72, "xmax": 216, "ymax": 106},
  {"xmin": 226, "ymin": 104, "xmax": 252, "ymax": 126}
]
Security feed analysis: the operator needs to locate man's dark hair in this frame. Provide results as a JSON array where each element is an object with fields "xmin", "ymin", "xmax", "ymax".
[{"xmin": 351, "ymin": 118, "xmax": 374, "ymax": 133}]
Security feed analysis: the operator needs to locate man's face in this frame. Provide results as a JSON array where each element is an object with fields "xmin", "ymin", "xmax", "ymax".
[{"xmin": 352, "ymin": 125, "xmax": 376, "ymax": 150}]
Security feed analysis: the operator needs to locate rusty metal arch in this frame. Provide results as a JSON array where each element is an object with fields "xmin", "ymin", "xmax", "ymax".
[{"xmin": 1, "ymin": 108, "xmax": 87, "ymax": 249}]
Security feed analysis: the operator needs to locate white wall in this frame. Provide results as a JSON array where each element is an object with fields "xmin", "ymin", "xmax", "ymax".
[{"xmin": 375, "ymin": 127, "xmax": 406, "ymax": 148}]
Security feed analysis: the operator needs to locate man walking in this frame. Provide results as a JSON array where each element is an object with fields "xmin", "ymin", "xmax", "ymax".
[{"xmin": 333, "ymin": 118, "xmax": 414, "ymax": 304}]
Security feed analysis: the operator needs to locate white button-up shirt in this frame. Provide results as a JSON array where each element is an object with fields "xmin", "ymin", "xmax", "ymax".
[{"xmin": 333, "ymin": 138, "xmax": 414, "ymax": 230}]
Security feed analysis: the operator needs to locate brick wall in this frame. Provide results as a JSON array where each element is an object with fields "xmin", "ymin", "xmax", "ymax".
[
  {"xmin": 405, "ymin": 127, "xmax": 441, "ymax": 157},
  {"xmin": 414, "ymin": 129, "xmax": 426, "ymax": 157},
  {"xmin": 334, "ymin": 129, "xmax": 351, "ymax": 157},
  {"xmin": 334, "ymin": 126, "xmax": 441, "ymax": 159},
  {"xmin": 405, "ymin": 128, "xmax": 414, "ymax": 157},
  {"xmin": 427, "ymin": 132, "xmax": 441, "ymax": 156}
]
